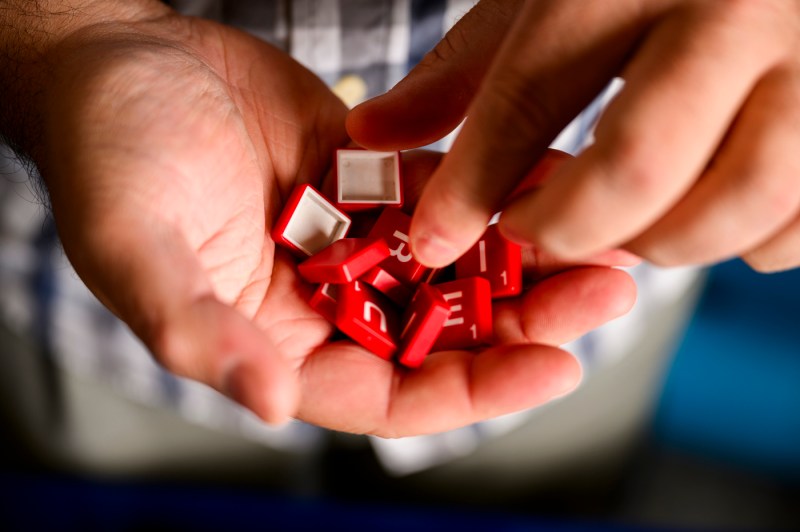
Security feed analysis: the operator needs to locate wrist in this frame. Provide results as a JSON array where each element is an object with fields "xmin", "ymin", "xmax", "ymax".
[{"xmin": 0, "ymin": 0, "xmax": 171, "ymax": 159}]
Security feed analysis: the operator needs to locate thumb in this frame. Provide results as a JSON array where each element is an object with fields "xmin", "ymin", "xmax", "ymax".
[
  {"xmin": 152, "ymin": 294, "xmax": 299, "ymax": 426},
  {"xmin": 61, "ymin": 212, "xmax": 299, "ymax": 425},
  {"xmin": 346, "ymin": 0, "xmax": 521, "ymax": 150}
]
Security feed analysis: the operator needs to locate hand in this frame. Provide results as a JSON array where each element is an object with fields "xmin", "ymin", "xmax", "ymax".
[
  {"xmin": 23, "ymin": 10, "xmax": 635, "ymax": 437},
  {"xmin": 348, "ymin": 0, "xmax": 800, "ymax": 273}
]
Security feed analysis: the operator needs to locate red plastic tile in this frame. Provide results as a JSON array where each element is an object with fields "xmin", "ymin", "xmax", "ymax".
[
  {"xmin": 336, "ymin": 280, "xmax": 400, "ymax": 360},
  {"xmin": 455, "ymin": 224, "xmax": 522, "ymax": 298},
  {"xmin": 397, "ymin": 284, "xmax": 450, "ymax": 369},
  {"xmin": 298, "ymin": 237, "xmax": 390, "ymax": 284},
  {"xmin": 367, "ymin": 208, "xmax": 431, "ymax": 285},
  {"xmin": 432, "ymin": 277, "xmax": 493, "ymax": 351},
  {"xmin": 308, "ymin": 283, "xmax": 339, "ymax": 323},
  {"xmin": 360, "ymin": 265, "xmax": 413, "ymax": 306},
  {"xmin": 272, "ymin": 184, "xmax": 351, "ymax": 256},
  {"xmin": 335, "ymin": 149, "xmax": 403, "ymax": 211}
]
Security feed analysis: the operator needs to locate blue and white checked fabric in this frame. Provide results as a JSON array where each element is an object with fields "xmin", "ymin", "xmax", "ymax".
[{"xmin": 0, "ymin": 0, "xmax": 700, "ymax": 474}]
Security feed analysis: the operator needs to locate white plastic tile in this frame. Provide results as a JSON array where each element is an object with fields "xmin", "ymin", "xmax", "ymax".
[
  {"xmin": 337, "ymin": 150, "xmax": 401, "ymax": 204},
  {"xmin": 284, "ymin": 186, "xmax": 350, "ymax": 255}
]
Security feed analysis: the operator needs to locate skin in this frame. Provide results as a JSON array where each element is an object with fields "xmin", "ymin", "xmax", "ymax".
[
  {"xmin": 348, "ymin": 0, "xmax": 800, "ymax": 273},
  {"xmin": 0, "ymin": 2, "xmax": 636, "ymax": 436}
]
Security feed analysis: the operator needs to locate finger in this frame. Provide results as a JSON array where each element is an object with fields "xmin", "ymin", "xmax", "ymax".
[
  {"xmin": 512, "ymin": 150, "xmax": 642, "ymax": 276},
  {"xmin": 501, "ymin": 2, "xmax": 794, "ymax": 259},
  {"xmin": 297, "ymin": 342, "xmax": 581, "ymax": 437},
  {"xmin": 626, "ymin": 65, "xmax": 800, "ymax": 265},
  {"xmin": 347, "ymin": 0, "xmax": 522, "ymax": 150},
  {"xmin": 399, "ymin": 147, "xmax": 572, "ymax": 213},
  {"xmin": 337, "ymin": 146, "xmax": 642, "ymax": 273},
  {"xmin": 396, "ymin": 148, "xmax": 447, "ymax": 211},
  {"xmin": 504, "ymin": 148, "xmax": 574, "ymax": 205},
  {"xmin": 521, "ymin": 246, "xmax": 641, "ymax": 282},
  {"xmin": 495, "ymin": 266, "xmax": 637, "ymax": 347},
  {"xmin": 410, "ymin": 0, "xmax": 661, "ymax": 267},
  {"xmin": 366, "ymin": 146, "xmax": 640, "ymax": 271},
  {"xmin": 62, "ymin": 213, "xmax": 299, "ymax": 425}
]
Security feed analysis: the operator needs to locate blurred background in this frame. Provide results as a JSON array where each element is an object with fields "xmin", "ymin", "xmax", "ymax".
[
  {"xmin": 4, "ymin": 0, "xmax": 800, "ymax": 528},
  {"xmin": 2, "ymin": 237, "xmax": 800, "ymax": 530}
]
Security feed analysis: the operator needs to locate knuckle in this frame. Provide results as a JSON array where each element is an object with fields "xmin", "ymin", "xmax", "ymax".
[
  {"xmin": 759, "ymin": 177, "xmax": 800, "ymax": 219},
  {"xmin": 416, "ymin": 0, "xmax": 522, "ymax": 102},
  {"xmin": 620, "ymin": 165, "xmax": 664, "ymax": 199},
  {"xmin": 479, "ymin": 68, "xmax": 562, "ymax": 146},
  {"xmin": 472, "ymin": 0, "xmax": 521, "ymax": 27},
  {"xmin": 597, "ymin": 138, "xmax": 666, "ymax": 199},
  {"xmin": 416, "ymin": 27, "xmax": 481, "ymax": 98},
  {"xmin": 706, "ymin": 0, "xmax": 798, "ymax": 49},
  {"xmin": 731, "ymin": 159, "xmax": 800, "ymax": 222},
  {"xmin": 425, "ymin": 28, "xmax": 464, "ymax": 65}
]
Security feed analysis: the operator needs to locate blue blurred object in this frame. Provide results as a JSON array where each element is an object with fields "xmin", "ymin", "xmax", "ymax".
[
  {"xmin": 654, "ymin": 259, "xmax": 800, "ymax": 479},
  {"xmin": 0, "ymin": 473, "xmax": 640, "ymax": 532}
]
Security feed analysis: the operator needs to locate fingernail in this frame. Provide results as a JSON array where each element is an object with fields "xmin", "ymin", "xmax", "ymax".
[{"xmin": 412, "ymin": 232, "xmax": 460, "ymax": 268}]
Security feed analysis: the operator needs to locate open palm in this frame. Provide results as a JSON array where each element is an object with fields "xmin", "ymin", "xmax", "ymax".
[{"xmin": 41, "ymin": 14, "xmax": 634, "ymax": 437}]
